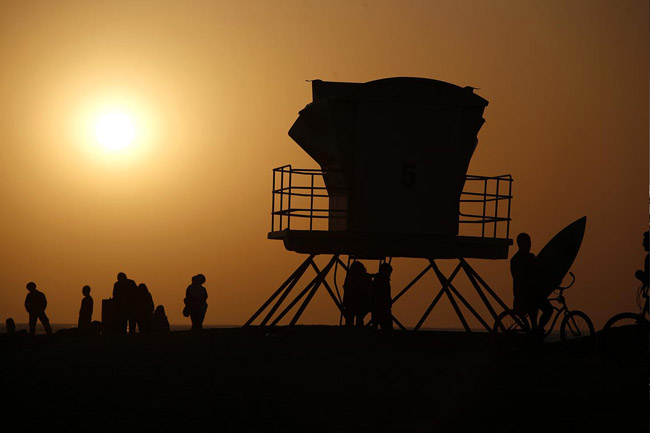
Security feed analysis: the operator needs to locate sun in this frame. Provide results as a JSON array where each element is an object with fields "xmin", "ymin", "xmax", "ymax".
[{"xmin": 94, "ymin": 111, "xmax": 136, "ymax": 151}]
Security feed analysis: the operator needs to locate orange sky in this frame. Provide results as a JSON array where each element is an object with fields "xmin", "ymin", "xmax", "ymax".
[{"xmin": 0, "ymin": 0, "xmax": 647, "ymax": 329}]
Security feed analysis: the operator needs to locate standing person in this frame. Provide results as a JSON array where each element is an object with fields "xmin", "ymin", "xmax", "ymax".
[
  {"xmin": 135, "ymin": 283, "xmax": 155, "ymax": 333},
  {"xmin": 112, "ymin": 272, "xmax": 138, "ymax": 334},
  {"xmin": 342, "ymin": 261, "xmax": 370, "ymax": 327},
  {"xmin": 24, "ymin": 282, "xmax": 53, "ymax": 336},
  {"xmin": 78, "ymin": 285, "xmax": 93, "ymax": 330},
  {"xmin": 184, "ymin": 274, "xmax": 208, "ymax": 330},
  {"xmin": 371, "ymin": 263, "xmax": 394, "ymax": 331},
  {"xmin": 510, "ymin": 233, "xmax": 552, "ymax": 333}
]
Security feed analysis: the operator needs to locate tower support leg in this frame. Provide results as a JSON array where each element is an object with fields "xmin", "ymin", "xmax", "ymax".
[
  {"xmin": 393, "ymin": 258, "xmax": 509, "ymax": 332},
  {"xmin": 244, "ymin": 254, "xmax": 342, "ymax": 327},
  {"xmin": 459, "ymin": 258, "xmax": 508, "ymax": 324},
  {"xmin": 289, "ymin": 255, "xmax": 338, "ymax": 325},
  {"xmin": 244, "ymin": 254, "xmax": 315, "ymax": 327},
  {"xmin": 247, "ymin": 255, "xmax": 509, "ymax": 332}
]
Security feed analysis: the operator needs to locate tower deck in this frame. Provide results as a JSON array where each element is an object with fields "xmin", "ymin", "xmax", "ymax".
[{"xmin": 268, "ymin": 229, "xmax": 512, "ymax": 259}]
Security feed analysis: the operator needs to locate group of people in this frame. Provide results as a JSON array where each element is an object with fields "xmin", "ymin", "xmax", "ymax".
[
  {"xmin": 108, "ymin": 272, "xmax": 170, "ymax": 334},
  {"xmin": 9, "ymin": 230, "xmax": 648, "ymax": 337},
  {"xmin": 342, "ymin": 261, "xmax": 393, "ymax": 331},
  {"xmin": 14, "ymin": 281, "xmax": 99, "ymax": 337},
  {"xmin": 9, "ymin": 271, "xmax": 212, "ymax": 337}
]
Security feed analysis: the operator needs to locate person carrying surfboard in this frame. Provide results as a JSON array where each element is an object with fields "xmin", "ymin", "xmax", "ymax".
[{"xmin": 510, "ymin": 233, "xmax": 553, "ymax": 334}]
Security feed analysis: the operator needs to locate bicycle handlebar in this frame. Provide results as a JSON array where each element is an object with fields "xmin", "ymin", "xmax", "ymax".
[{"xmin": 557, "ymin": 272, "xmax": 575, "ymax": 291}]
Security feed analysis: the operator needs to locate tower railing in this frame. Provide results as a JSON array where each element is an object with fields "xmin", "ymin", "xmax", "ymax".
[
  {"xmin": 459, "ymin": 174, "xmax": 513, "ymax": 240},
  {"xmin": 271, "ymin": 165, "xmax": 512, "ymax": 239}
]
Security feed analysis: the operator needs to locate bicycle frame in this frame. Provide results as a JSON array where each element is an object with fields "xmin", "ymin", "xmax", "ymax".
[
  {"xmin": 541, "ymin": 272, "xmax": 578, "ymax": 336},
  {"xmin": 639, "ymin": 284, "xmax": 649, "ymax": 321}
]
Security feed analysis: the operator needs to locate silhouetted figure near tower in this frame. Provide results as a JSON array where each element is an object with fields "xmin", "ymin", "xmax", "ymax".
[
  {"xmin": 24, "ymin": 282, "xmax": 53, "ymax": 336},
  {"xmin": 342, "ymin": 261, "xmax": 371, "ymax": 327},
  {"xmin": 78, "ymin": 285, "xmax": 93, "ymax": 330},
  {"xmin": 113, "ymin": 272, "xmax": 138, "ymax": 334},
  {"xmin": 371, "ymin": 263, "xmax": 394, "ymax": 331},
  {"xmin": 510, "ymin": 233, "xmax": 552, "ymax": 333},
  {"xmin": 634, "ymin": 231, "xmax": 649, "ymax": 288},
  {"xmin": 135, "ymin": 283, "xmax": 155, "ymax": 333},
  {"xmin": 184, "ymin": 274, "xmax": 208, "ymax": 330}
]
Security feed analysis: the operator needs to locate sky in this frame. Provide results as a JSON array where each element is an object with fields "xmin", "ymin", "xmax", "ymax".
[{"xmin": 0, "ymin": 0, "xmax": 647, "ymax": 329}]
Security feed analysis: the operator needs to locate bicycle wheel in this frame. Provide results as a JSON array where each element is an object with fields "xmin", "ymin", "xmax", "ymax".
[
  {"xmin": 560, "ymin": 310, "xmax": 595, "ymax": 356},
  {"xmin": 601, "ymin": 312, "xmax": 649, "ymax": 364},
  {"xmin": 493, "ymin": 310, "xmax": 531, "ymax": 354}
]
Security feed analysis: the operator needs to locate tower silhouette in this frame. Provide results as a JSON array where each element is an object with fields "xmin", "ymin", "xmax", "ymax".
[{"xmin": 246, "ymin": 78, "xmax": 513, "ymax": 331}]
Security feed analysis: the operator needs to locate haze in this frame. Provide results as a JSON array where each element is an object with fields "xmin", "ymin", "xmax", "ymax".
[{"xmin": 0, "ymin": 0, "xmax": 647, "ymax": 329}]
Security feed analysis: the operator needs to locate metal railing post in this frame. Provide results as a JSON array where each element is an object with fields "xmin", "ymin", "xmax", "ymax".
[
  {"xmin": 280, "ymin": 168, "xmax": 285, "ymax": 230},
  {"xmin": 271, "ymin": 169, "xmax": 276, "ymax": 232},
  {"xmin": 309, "ymin": 173, "xmax": 314, "ymax": 230},
  {"xmin": 287, "ymin": 168, "xmax": 292, "ymax": 230},
  {"xmin": 494, "ymin": 178, "xmax": 500, "ymax": 238},
  {"xmin": 481, "ymin": 178, "xmax": 487, "ymax": 237},
  {"xmin": 506, "ymin": 177, "xmax": 512, "ymax": 239}
]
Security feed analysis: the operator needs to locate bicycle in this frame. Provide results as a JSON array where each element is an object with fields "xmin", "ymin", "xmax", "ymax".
[
  {"xmin": 600, "ymin": 282, "xmax": 649, "ymax": 364},
  {"xmin": 493, "ymin": 273, "xmax": 595, "ymax": 355}
]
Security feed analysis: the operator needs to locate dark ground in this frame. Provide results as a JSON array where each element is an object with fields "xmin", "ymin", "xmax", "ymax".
[{"xmin": 0, "ymin": 326, "xmax": 647, "ymax": 433}]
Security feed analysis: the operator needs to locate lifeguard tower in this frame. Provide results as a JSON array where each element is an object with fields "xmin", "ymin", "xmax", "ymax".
[{"xmin": 245, "ymin": 77, "xmax": 513, "ymax": 331}]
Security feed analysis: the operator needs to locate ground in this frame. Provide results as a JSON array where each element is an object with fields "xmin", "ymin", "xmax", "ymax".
[{"xmin": 1, "ymin": 326, "xmax": 647, "ymax": 432}]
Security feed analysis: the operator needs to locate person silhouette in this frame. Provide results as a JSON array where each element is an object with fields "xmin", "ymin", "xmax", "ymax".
[
  {"xmin": 510, "ymin": 233, "xmax": 552, "ymax": 334},
  {"xmin": 151, "ymin": 305, "xmax": 171, "ymax": 332},
  {"xmin": 342, "ymin": 261, "xmax": 371, "ymax": 327},
  {"xmin": 135, "ymin": 283, "xmax": 155, "ymax": 333},
  {"xmin": 370, "ymin": 263, "xmax": 394, "ymax": 331},
  {"xmin": 634, "ymin": 231, "xmax": 649, "ymax": 287},
  {"xmin": 24, "ymin": 282, "xmax": 53, "ymax": 336},
  {"xmin": 184, "ymin": 274, "xmax": 208, "ymax": 330},
  {"xmin": 3, "ymin": 318, "xmax": 28, "ymax": 338},
  {"xmin": 78, "ymin": 285, "xmax": 93, "ymax": 330},
  {"xmin": 6, "ymin": 317, "xmax": 17, "ymax": 333},
  {"xmin": 112, "ymin": 272, "xmax": 138, "ymax": 334}
]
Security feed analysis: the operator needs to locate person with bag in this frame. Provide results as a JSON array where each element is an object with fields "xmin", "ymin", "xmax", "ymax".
[{"xmin": 184, "ymin": 274, "xmax": 208, "ymax": 330}]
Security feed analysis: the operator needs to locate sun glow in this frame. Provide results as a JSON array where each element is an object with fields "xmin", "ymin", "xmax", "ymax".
[
  {"xmin": 94, "ymin": 111, "xmax": 136, "ymax": 151},
  {"xmin": 70, "ymin": 92, "xmax": 160, "ymax": 165}
]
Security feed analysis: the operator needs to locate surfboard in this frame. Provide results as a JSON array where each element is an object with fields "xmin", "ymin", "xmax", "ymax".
[{"xmin": 535, "ymin": 216, "xmax": 587, "ymax": 297}]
